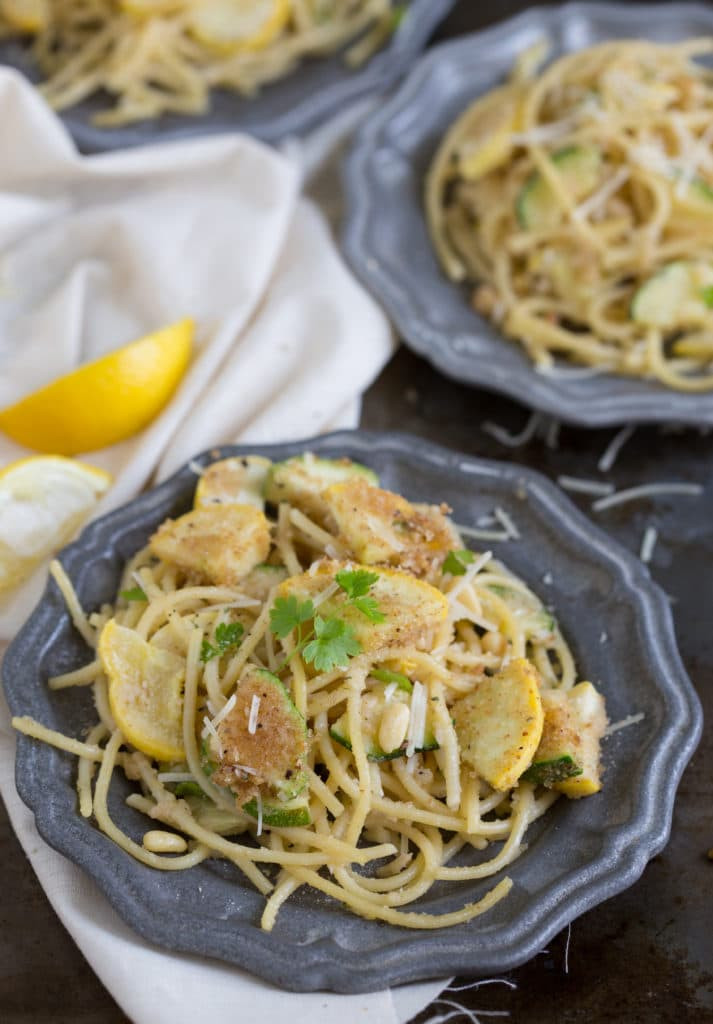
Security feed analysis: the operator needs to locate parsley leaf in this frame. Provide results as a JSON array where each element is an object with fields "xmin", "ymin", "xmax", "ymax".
[
  {"xmin": 336, "ymin": 568, "xmax": 380, "ymax": 599},
  {"xmin": 200, "ymin": 621, "xmax": 244, "ymax": 663},
  {"xmin": 442, "ymin": 549, "xmax": 476, "ymax": 576},
  {"xmin": 701, "ymin": 285, "xmax": 713, "ymax": 308},
  {"xmin": 351, "ymin": 595, "xmax": 386, "ymax": 623},
  {"xmin": 303, "ymin": 616, "xmax": 361, "ymax": 672},
  {"xmin": 120, "ymin": 586, "xmax": 147, "ymax": 602},
  {"xmin": 336, "ymin": 568, "xmax": 385, "ymax": 620},
  {"xmin": 269, "ymin": 596, "xmax": 315, "ymax": 638}
]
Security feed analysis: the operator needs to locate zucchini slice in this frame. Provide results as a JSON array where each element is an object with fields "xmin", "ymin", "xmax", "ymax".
[
  {"xmin": 452, "ymin": 658, "xmax": 544, "ymax": 791},
  {"xmin": 210, "ymin": 667, "xmax": 309, "ymax": 805},
  {"xmin": 528, "ymin": 681, "xmax": 607, "ymax": 798},
  {"xmin": 194, "ymin": 455, "xmax": 272, "ymax": 510},
  {"xmin": 264, "ymin": 454, "xmax": 378, "ymax": 523},
  {"xmin": 323, "ymin": 477, "xmax": 459, "ymax": 576},
  {"xmin": 150, "ymin": 503, "xmax": 271, "ymax": 586},
  {"xmin": 329, "ymin": 687, "xmax": 438, "ymax": 762},
  {"xmin": 242, "ymin": 792, "xmax": 311, "ymax": 828},
  {"xmin": 631, "ymin": 260, "xmax": 713, "ymax": 330},
  {"xmin": 516, "ymin": 146, "xmax": 601, "ymax": 230}
]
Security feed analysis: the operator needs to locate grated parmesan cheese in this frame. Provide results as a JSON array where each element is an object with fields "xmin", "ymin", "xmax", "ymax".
[
  {"xmin": 494, "ymin": 507, "xmax": 520, "ymax": 540},
  {"xmin": 482, "ymin": 412, "xmax": 541, "ymax": 448},
  {"xmin": 405, "ymin": 682, "xmax": 427, "ymax": 758},
  {"xmin": 557, "ymin": 475, "xmax": 615, "ymax": 497},
  {"xmin": 208, "ymin": 693, "xmax": 236, "ymax": 731},
  {"xmin": 201, "ymin": 715, "xmax": 223, "ymax": 760},
  {"xmin": 639, "ymin": 526, "xmax": 658, "ymax": 564},
  {"xmin": 157, "ymin": 771, "xmax": 196, "ymax": 784},
  {"xmin": 188, "ymin": 460, "xmax": 205, "ymax": 476},
  {"xmin": 592, "ymin": 481, "xmax": 703, "ymax": 512},
  {"xmin": 598, "ymin": 424, "xmax": 635, "ymax": 473},
  {"xmin": 573, "ymin": 166, "xmax": 630, "ymax": 221},
  {"xmin": 255, "ymin": 791, "xmax": 263, "ymax": 836},
  {"xmin": 455, "ymin": 523, "xmax": 510, "ymax": 543},
  {"xmin": 248, "ymin": 695, "xmax": 260, "ymax": 735},
  {"xmin": 605, "ymin": 712, "xmax": 645, "ymax": 736}
]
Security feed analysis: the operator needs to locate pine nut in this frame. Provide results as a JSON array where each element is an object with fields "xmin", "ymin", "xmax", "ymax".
[
  {"xmin": 142, "ymin": 830, "xmax": 188, "ymax": 854},
  {"xmin": 482, "ymin": 630, "xmax": 507, "ymax": 656},
  {"xmin": 378, "ymin": 702, "xmax": 410, "ymax": 753}
]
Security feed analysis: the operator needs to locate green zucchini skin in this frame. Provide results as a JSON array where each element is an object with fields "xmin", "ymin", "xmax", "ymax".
[
  {"xmin": 521, "ymin": 754, "xmax": 583, "ymax": 787},
  {"xmin": 242, "ymin": 795, "xmax": 311, "ymax": 828},
  {"xmin": 516, "ymin": 146, "xmax": 601, "ymax": 230}
]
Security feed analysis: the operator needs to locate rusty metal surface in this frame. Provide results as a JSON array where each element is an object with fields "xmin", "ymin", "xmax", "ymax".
[{"xmin": 1, "ymin": 2, "xmax": 712, "ymax": 1020}]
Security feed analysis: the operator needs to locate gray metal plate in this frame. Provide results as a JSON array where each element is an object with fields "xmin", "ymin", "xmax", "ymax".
[
  {"xmin": 0, "ymin": 1, "xmax": 454, "ymax": 151},
  {"xmin": 342, "ymin": 3, "xmax": 713, "ymax": 427},
  {"xmin": 2, "ymin": 432, "xmax": 701, "ymax": 991}
]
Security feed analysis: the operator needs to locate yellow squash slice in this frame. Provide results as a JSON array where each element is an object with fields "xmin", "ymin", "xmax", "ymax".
[
  {"xmin": 452, "ymin": 658, "xmax": 544, "ymax": 791},
  {"xmin": 194, "ymin": 455, "xmax": 272, "ymax": 510},
  {"xmin": 189, "ymin": 0, "xmax": 290, "ymax": 53},
  {"xmin": 99, "ymin": 619, "xmax": 185, "ymax": 761}
]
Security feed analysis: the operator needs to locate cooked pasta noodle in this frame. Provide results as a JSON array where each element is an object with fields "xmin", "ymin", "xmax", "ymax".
[
  {"xmin": 0, "ymin": 0, "xmax": 399, "ymax": 125},
  {"xmin": 426, "ymin": 38, "xmax": 713, "ymax": 390},
  {"xmin": 13, "ymin": 452, "xmax": 607, "ymax": 931}
]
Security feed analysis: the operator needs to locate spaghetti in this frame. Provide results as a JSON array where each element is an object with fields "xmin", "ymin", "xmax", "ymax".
[
  {"xmin": 0, "ymin": 0, "xmax": 398, "ymax": 125},
  {"xmin": 426, "ymin": 38, "xmax": 713, "ymax": 390},
  {"xmin": 13, "ymin": 453, "xmax": 607, "ymax": 931}
]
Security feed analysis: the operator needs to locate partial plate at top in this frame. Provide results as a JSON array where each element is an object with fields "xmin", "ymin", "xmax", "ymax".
[
  {"xmin": 0, "ymin": 0, "xmax": 455, "ymax": 152},
  {"xmin": 342, "ymin": 2, "xmax": 713, "ymax": 427}
]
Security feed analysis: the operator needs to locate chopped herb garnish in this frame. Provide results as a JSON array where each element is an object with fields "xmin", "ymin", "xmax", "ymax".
[
  {"xmin": 120, "ymin": 586, "xmax": 147, "ymax": 602},
  {"xmin": 443, "ymin": 549, "xmax": 476, "ymax": 576},
  {"xmin": 336, "ymin": 568, "xmax": 379, "ymax": 599},
  {"xmin": 303, "ymin": 615, "xmax": 361, "ymax": 672},
  {"xmin": 200, "ymin": 621, "xmax": 245, "ymax": 663},
  {"xmin": 269, "ymin": 596, "xmax": 314, "ymax": 639},
  {"xmin": 336, "ymin": 568, "xmax": 386, "ymax": 622}
]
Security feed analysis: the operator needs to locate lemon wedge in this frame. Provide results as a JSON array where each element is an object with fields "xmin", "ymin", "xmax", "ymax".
[
  {"xmin": 0, "ymin": 0, "xmax": 48, "ymax": 32},
  {"xmin": 99, "ymin": 619, "xmax": 186, "ymax": 761},
  {"xmin": 189, "ymin": 0, "xmax": 290, "ymax": 53},
  {"xmin": 0, "ymin": 319, "xmax": 193, "ymax": 456},
  {"xmin": 0, "ymin": 456, "xmax": 111, "ymax": 594}
]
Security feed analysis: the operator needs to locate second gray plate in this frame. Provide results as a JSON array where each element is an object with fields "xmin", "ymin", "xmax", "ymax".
[
  {"xmin": 2, "ymin": 431, "xmax": 701, "ymax": 992},
  {"xmin": 343, "ymin": 2, "xmax": 713, "ymax": 426},
  {"xmin": 0, "ymin": 0, "xmax": 454, "ymax": 152}
]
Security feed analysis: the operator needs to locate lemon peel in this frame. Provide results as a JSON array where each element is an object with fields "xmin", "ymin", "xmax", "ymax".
[{"xmin": 0, "ymin": 318, "xmax": 193, "ymax": 455}]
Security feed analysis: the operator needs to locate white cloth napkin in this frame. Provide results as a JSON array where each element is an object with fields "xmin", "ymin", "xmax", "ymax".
[{"xmin": 0, "ymin": 67, "xmax": 450, "ymax": 1024}]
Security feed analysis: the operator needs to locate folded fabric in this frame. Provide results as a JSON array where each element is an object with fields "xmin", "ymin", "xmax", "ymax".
[{"xmin": 0, "ymin": 66, "xmax": 450, "ymax": 1024}]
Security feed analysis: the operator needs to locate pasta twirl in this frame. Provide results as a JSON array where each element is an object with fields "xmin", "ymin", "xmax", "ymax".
[
  {"xmin": 13, "ymin": 453, "xmax": 607, "ymax": 930},
  {"xmin": 426, "ymin": 38, "xmax": 713, "ymax": 390}
]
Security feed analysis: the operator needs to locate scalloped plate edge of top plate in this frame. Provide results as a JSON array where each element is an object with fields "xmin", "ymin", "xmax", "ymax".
[
  {"xmin": 2, "ymin": 430, "xmax": 703, "ymax": 992},
  {"xmin": 342, "ymin": 3, "xmax": 713, "ymax": 427},
  {"xmin": 0, "ymin": 0, "xmax": 456, "ymax": 152}
]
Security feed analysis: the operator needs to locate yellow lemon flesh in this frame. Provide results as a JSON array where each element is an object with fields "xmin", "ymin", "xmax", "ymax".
[
  {"xmin": 0, "ymin": 318, "xmax": 193, "ymax": 456},
  {"xmin": 0, "ymin": 0, "xmax": 48, "ymax": 31},
  {"xmin": 0, "ymin": 456, "xmax": 111, "ymax": 593},
  {"xmin": 99, "ymin": 619, "xmax": 186, "ymax": 761},
  {"xmin": 189, "ymin": 0, "xmax": 290, "ymax": 53}
]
